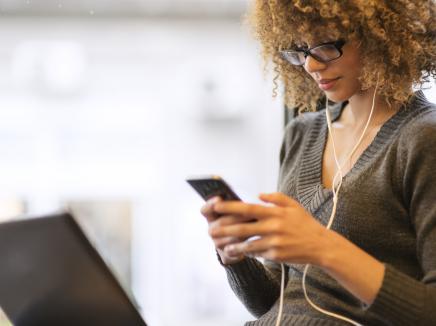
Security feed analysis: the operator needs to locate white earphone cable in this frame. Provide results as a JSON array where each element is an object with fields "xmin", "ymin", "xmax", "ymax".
[
  {"xmin": 275, "ymin": 80, "xmax": 379, "ymax": 326},
  {"xmin": 274, "ymin": 263, "xmax": 285, "ymax": 326}
]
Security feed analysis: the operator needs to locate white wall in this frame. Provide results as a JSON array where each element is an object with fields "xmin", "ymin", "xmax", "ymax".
[{"xmin": 0, "ymin": 17, "xmax": 283, "ymax": 326}]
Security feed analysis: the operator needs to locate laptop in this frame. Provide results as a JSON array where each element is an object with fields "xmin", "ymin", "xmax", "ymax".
[{"xmin": 0, "ymin": 212, "xmax": 147, "ymax": 326}]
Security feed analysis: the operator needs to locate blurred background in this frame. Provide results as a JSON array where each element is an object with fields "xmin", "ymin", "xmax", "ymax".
[
  {"xmin": 0, "ymin": 1, "xmax": 434, "ymax": 326},
  {"xmin": 0, "ymin": 1, "xmax": 284, "ymax": 325}
]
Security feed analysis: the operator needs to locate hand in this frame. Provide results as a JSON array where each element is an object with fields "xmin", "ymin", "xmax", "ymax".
[
  {"xmin": 209, "ymin": 192, "xmax": 331, "ymax": 265},
  {"xmin": 209, "ymin": 192, "xmax": 386, "ymax": 305},
  {"xmin": 201, "ymin": 197, "xmax": 252, "ymax": 265}
]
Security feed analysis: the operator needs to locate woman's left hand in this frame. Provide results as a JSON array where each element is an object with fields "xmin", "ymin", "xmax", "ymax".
[{"xmin": 209, "ymin": 192, "xmax": 331, "ymax": 265}]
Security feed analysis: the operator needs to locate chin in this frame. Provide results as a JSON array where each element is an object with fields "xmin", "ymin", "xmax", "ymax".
[
  {"xmin": 323, "ymin": 78, "xmax": 360, "ymax": 103},
  {"xmin": 325, "ymin": 91, "xmax": 350, "ymax": 103},
  {"xmin": 325, "ymin": 85, "xmax": 360, "ymax": 103}
]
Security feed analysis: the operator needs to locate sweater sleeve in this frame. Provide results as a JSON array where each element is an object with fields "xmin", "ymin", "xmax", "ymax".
[
  {"xmin": 221, "ymin": 256, "xmax": 287, "ymax": 317},
  {"xmin": 366, "ymin": 111, "xmax": 436, "ymax": 325}
]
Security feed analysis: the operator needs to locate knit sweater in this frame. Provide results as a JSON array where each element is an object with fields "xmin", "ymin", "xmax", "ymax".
[{"xmin": 221, "ymin": 91, "xmax": 436, "ymax": 325}]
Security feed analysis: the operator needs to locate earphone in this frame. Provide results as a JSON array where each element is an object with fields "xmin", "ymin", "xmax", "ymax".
[{"xmin": 275, "ymin": 79, "xmax": 379, "ymax": 326}]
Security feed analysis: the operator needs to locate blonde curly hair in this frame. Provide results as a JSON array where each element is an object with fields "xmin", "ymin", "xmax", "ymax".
[{"xmin": 247, "ymin": 0, "xmax": 436, "ymax": 111}]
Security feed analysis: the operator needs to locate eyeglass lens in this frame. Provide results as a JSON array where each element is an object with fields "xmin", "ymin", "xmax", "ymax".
[{"xmin": 281, "ymin": 43, "xmax": 341, "ymax": 65}]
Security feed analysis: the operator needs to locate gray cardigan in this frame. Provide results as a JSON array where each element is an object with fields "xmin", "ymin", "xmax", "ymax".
[{"xmin": 221, "ymin": 91, "xmax": 436, "ymax": 325}]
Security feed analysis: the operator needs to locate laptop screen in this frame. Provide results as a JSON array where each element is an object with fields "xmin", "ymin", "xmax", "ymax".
[{"xmin": 0, "ymin": 212, "xmax": 146, "ymax": 326}]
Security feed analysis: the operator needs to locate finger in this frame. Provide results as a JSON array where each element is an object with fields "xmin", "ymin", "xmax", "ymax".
[
  {"xmin": 219, "ymin": 248, "xmax": 245, "ymax": 260},
  {"xmin": 210, "ymin": 220, "xmax": 272, "ymax": 238},
  {"xmin": 224, "ymin": 236, "xmax": 273, "ymax": 256},
  {"xmin": 259, "ymin": 192, "xmax": 297, "ymax": 207},
  {"xmin": 214, "ymin": 236, "xmax": 246, "ymax": 249},
  {"xmin": 201, "ymin": 196, "xmax": 222, "ymax": 222},
  {"xmin": 210, "ymin": 214, "xmax": 257, "ymax": 229},
  {"xmin": 225, "ymin": 244, "xmax": 284, "ymax": 263},
  {"xmin": 213, "ymin": 201, "xmax": 279, "ymax": 220}
]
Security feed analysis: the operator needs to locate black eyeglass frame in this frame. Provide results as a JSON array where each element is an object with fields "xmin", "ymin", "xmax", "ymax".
[{"xmin": 280, "ymin": 39, "xmax": 346, "ymax": 66}]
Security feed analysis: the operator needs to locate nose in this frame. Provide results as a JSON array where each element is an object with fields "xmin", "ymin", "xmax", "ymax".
[{"xmin": 304, "ymin": 55, "xmax": 327, "ymax": 74}]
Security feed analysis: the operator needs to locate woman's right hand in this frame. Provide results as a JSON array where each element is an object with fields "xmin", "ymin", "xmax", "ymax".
[{"xmin": 201, "ymin": 196, "xmax": 248, "ymax": 265}]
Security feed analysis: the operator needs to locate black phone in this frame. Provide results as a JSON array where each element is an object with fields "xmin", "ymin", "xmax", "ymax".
[{"xmin": 186, "ymin": 175, "xmax": 241, "ymax": 202}]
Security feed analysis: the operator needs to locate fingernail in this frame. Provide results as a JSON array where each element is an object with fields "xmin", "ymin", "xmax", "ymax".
[
  {"xmin": 225, "ymin": 245, "xmax": 235, "ymax": 253},
  {"xmin": 207, "ymin": 197, "xmax": 218, "ymax": 205}
]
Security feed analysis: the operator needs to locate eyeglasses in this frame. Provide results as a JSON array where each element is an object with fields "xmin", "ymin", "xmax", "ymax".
[{"xmin": 279, "ymin": 40, "xmax": 346, "ymax": 66}]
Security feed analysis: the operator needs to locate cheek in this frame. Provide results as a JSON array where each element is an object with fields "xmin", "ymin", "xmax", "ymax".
[
  {"xmin": 342, "ymin": 45, "xmax": 363, "ymax": 80},
  {"xmin": 333, "ymin": 55, "xmax": 362, "ymax": 99}
]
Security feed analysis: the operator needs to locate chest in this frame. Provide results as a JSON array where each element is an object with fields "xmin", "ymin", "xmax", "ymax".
[{"xmin": 321, "ymin": 126, "xmax": 381, "ymax": 189}]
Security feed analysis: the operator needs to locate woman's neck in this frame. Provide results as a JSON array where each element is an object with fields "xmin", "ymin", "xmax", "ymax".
[{"xmin": 342, "ymin": 87, "xmax": 399, "ymax": 129}]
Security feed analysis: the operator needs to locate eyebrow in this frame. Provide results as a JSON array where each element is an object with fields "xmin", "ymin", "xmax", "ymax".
[
  {"xmin": 307, "ymin": 34, "xmax": 338, "ymax": 46},
  {"xmin": 298, "ymin": 38, "xmax": 338, "ymax": 49}
]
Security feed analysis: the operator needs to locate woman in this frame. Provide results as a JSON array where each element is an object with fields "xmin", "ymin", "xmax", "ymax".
[{"xmin": 201, "ymin": 1, "xmax": 435, "ymax": 325}]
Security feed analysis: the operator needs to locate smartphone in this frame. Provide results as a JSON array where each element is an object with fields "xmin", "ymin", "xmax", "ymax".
[{"xmin": 186, "ymin": 175, "xmax": 241, "ymax": 202}]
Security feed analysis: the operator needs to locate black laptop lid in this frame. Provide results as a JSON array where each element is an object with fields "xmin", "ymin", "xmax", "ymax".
[{"xmin": 0, "ymin": 212, "xmax": 146, "ymax": 326}]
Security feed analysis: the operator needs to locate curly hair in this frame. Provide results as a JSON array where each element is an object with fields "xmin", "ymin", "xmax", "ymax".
[{"xmin": 247, "ymin": 0, "xmax": 436, "ymax": 112}]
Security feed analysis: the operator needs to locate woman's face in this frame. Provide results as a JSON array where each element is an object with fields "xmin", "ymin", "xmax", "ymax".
[{"xmin": 303, "ymin": 39, "xmax": 362, "ymax": 103}]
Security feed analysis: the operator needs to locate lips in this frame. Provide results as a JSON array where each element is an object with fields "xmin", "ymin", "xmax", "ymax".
[{"xmin": 317, "ymin": 77, "xmax": 341, "ymax": 91}]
